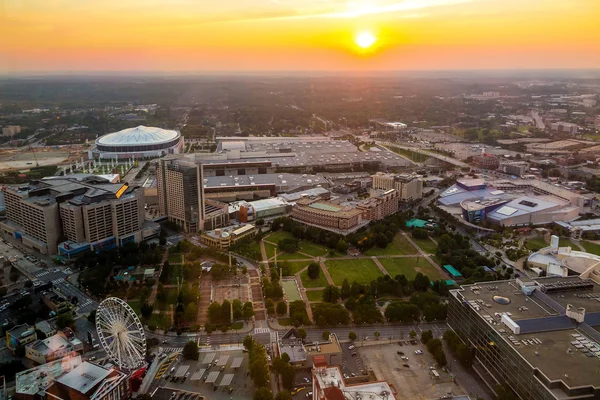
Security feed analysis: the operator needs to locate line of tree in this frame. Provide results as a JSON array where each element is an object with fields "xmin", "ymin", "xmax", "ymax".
[
  {"xmin": 420, "ymin": 330, "xmax": 447, "ymax": 366},
  {"xmin": 243, "ymin": 336, "xmax": 272, "ymax": 400},
  {"xmin": 289, "ymin": 300, "xmax": 311, "ymax": 326},
  {"xmin": 311, "ymin": 303, "xmax": 350, "ymax": 326},
  {"xmin": 443, "ymin": 329, "xmax": 474, "ymax": 368}
]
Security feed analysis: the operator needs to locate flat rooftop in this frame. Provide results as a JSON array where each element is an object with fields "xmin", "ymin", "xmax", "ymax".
[
  {"xmin": 204, "ymin": 173, "xmax": 328, "ymax": 192},
  {"xmin": 314, "ymin": 365, "xmax": 394, "ymax": 400},
  {"xmin": 452, "ymin": 277, "xmax": 600, "ymax": 391}
]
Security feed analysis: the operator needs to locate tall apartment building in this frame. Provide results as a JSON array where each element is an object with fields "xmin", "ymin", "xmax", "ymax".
[
  {"xmin": 448, "ymin": 276, "xmax": 600, "ymax": 399},
  {"xmin": 356, "ymin": 189, "xmax": 399, "ymax": 221},
  {"xmin": 372, "ymin": 172, "xmax": 423, "ymax": 202},
  {"xmin": 2, "ymin": 125, "xmax": 21, "ymax": 137},
  {"xmin": 157, "ymin": 157, "xmax": 228, "ymax": 233},
  {"xmin": 0, "ymin": 175, "xmax": 145, "ymax": 255}
]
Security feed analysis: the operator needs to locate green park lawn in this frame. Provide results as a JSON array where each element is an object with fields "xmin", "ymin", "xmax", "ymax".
[
  {"xmin": 300, "ymin": 268, "xmax": 329, "ymax": 289},
  {"xmin": 326, "ymin": 258, "xmax": 383, "ymax": 286},
  {"xmin": 525, "ymin": 237, "xmax": 548, "ymax": 251},
  {"xmin": 281, "ymin": 261, "xmax": 311, "ymax": 276},
  {"xmin": 127, "ymin": 299, "xmax": 141, "ymax": 316},
  {"xmin": 265, "ymin": 230, "xmax": 295, "ymax": 243},
  {"xmin": 297, "ymin": 241, "xmax": 330, "ymax": 257},
  {"xmin": 305, "ymin": 290, "xmax": 324, "ymax": 302},
  {"xmin": 411, "ymin": 237, "xmax": 438, "ymax": 254},
  {"xmin": 364, "ymin": 234, "xmax": 418, "ymax": 256},
  {"xmin": 380, "ymin": 257, "xmax": 443, "ymax": 281},
  {"xmin": 581, "ymin": 241, "xmax": 600, "ymax": 256},
  {"xmin": 277, "ymin": 318, "xmax": 292, "ymax": 326},
  {"xmin": 156, "ymin": 287, "xmax": 179, "ymax": 311},
  {"xmin": 277, "ymin": 251, "xmax": 309, "ymax": 261},
  {"xmin": 263, "ymin": 241, "xmax": 278, "ymax": 260},
  {"xmin": 167, "ymin": 253, "xmax": 184, "ymax": 264}
]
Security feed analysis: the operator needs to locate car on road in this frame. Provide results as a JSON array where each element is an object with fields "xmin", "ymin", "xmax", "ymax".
[
  {"xmin": 415, "ymin": 350, "xmax": 424, "ymax": 355},
  {"xmin": 228, "ymin": 387, "xmax": 234, "ymax": 394},
  {"xmin": 185, "ymin": 372, "xmax": 190, "ymax": 378},
  {"xmin": 396, "ymin": 351, "xmax": 404, "ymax": 355},
  {"xmin": 348, "ymin": 345, "xmax": 355, "ymax": 350},
  {"xmin": 213, "ymin": 386, "xmax": 218, "ymax": 391}
]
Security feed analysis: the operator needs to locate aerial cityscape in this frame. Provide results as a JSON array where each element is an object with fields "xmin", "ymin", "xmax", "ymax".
[{"xmin": 1, "ymin": 1, "xmax": 600, "ymax": 400}]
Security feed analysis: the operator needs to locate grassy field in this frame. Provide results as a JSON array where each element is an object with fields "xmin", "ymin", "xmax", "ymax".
[
  {"xmin": 378, "ymin": 257, "xmax": 420, "ymax": 279},
  {"xmin": 581, "ymin": 241, "xmax": 600, "ymax": 256},
  {"xmin": 411, "ymin": 237, "xmax": 438, "ymax": 254},
  {"xmin": 326, "ymin": 258, "xmax": 383, "ymax": 286},
  {"xmin": 525, "ymin": 237, "xmax": 548, "ymax": 251},
  {"xmin": 298, "ymin": 241, "xmax": 329, "ymax": 257},
  {"xmin": 127, "ymin": 299, "xmax": 141, "ymax": 316},
  {"xmin": 277, "ymin": 318, "xmax": 292, "ymax": 326},
  {"xmin": 263, "ymin": 241, "xmax": 278, "ymax": 260},
  {"xmin": 559, "ymin": 237, "xmax": 576, "ymax": 248},
  {"xmin": 157, "ymin": 287, "xmax": 179, "ymax": 311},
  {"xmin": 364, "ymin": 234, "xmax": 418, "ymax": 256},
  {"xmin": 305, "ymin": 290, "xmax": 324, "ymax": 302},
  {"xmin": 265, "ymin": 230, "xmax": 295, "ymax": 243},
  {"xmin": 277, "ymin": 251, "xmax": 309, "ymax": 261},
  {"xmin": 300, "ymin": 268, "xmax": 329, "ymax": 288},
  {"xmin": 281, "ymin": 261, "xmax": 311, "ymax": 275}
]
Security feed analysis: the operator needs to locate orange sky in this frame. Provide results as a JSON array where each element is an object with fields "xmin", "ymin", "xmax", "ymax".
[{"xmin": 1, "ymin": 0, "xmax": 599, "ymax": 73}]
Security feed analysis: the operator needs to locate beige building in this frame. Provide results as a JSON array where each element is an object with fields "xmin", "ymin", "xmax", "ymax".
[
  {"xmin": 157, "ymin": 157, "xmax": 229, "ymax": 233},
  {"xmin": 292, "ymin": 199, "xmax": 367, "ymax": 235},
  {"xmin": 372, "ymin": 172, "xmax": 423, "ymax": 202},
  {"xmin": 25, "ymin": 333, "xmax": 83, "ymax": 364},
  {"xmin": 356, "ymin": 189, "xmax": 399, "ymax": 221},
  {"xmin": 1, "ymin": 175, "xmax": 145, "ymax": 255},
  {"xmin": 2, "ymin": 125, "xmax": 21, "ymax": 137},
  {"xmin": 200, "ymin": 224, "xmax": 257, "ymax": 249}
]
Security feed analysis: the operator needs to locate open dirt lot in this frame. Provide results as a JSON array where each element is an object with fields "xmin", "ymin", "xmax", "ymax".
[{"xmin": 358, "ymin": 343, "xmax": 464, "ymax": 400}]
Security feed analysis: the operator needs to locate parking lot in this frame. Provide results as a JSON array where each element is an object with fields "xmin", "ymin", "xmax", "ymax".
[
  {"xmin": 162, "ymin": 349, "xmax": 253, "ymax": 400},
  {"xmin": 357, "ymin": 342, "xmax": 465, "ymax": 400}
]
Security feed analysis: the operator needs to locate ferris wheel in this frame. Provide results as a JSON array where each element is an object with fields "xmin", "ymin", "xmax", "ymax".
[{"xmin": 96, "ymin": 297, "xmax": 146, "ymax": 370}]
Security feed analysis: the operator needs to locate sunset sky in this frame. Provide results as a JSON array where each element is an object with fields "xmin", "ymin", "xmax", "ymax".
[{"xmin": 1, "ymin": 0, "xmax": 599, "ymax": 73}]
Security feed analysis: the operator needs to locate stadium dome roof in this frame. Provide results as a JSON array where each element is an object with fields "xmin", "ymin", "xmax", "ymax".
[{"xmin": 96, "ymin": 126, "xmax": 180, "ymax": 147}]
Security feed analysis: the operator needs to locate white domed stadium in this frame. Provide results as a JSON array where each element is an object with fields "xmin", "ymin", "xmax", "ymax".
[{"xmin": 89, "ymin": 126, "xmax": 183, "ymax": 160}]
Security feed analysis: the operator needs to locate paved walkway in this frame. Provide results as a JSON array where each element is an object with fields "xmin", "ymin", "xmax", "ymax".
[
  {"xmin": 148, "ymin": 249, "xmax": 169, "ymax": 305},
  {"xmin": 319, "ymin": 260, "xmax": 335, "ymax": 286},
  {"xmin": 372, "ymin": 257, "xmax": 389, "ymax": 275},
  {"xmin": 294, "ymin": 265, "xmax": 314, "ymax": 322},
  {"xmin": 403, "ymin": 232, "xmax": 445, "ymax": 276}
]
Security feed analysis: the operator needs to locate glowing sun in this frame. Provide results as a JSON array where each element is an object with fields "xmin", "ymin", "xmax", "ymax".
[{"xmin": 355, "ymin": 31, "xmax": 376, "ymax": 49}]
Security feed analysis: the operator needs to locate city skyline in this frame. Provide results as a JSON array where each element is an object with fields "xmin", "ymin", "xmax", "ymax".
[{"xmin": 1, "ymin": 0, "xmax": 600, "ymax": 73}]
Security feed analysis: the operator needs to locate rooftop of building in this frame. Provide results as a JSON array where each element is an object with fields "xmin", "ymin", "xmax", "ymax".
[
  {"xmin": 486, "ymin": 195, "xmax": 568, "ymax": 221},
  {"xmin": 57, "ymin": 361, "xmax": 112, "ymax": 394},
  {"xmin": 203, "ymin": 173, "xmax": 327, "ymax": 192},
  {"xmin": 451, "ymin": 276, "xmax": 600, "ymax": 390},
  {"xmin": 8, "ymin": 175, "xmax": 134, "ymax": 206},
  {"xmin": 29, "ymin": 333, "xmax": 71, "ymax": 354},
  {"xmin": 306, "ymin": 334, "xmax": 342, "ymax": 356},
  {"xmin": 200, "ymin": 139, "xmax": 412, "ymax": 169},
  {"xmin": 556, "ymin": 218, "xmax": 600, "ymax": 232},
  {"xmin": 313, "ymin": 364, "xmax": 394, "ymax": 400},
  {"xmin": 240, "ymin": 197, "xmax": 290, "ymax": 212},
  {"xmin": 202, "ymin": 223, "xmax": 256, "ymax": 239},
  {"xmin": 8, "ymin": 323, "xmax": 35, "ymax": 338},
  {"xmin": 16, "ymin": 355, "xmax": 83, "ymax": 396},
  {"xmin": 96, "ymin": 125, "xmax": 180, "ymax": 146},
  {"xmin": 279, "ymin": 187, "xmax": 330, "ymax": 202},
  {"xmin": 35, "ymin": 320, "xmax": 55, "ymax": 334},
  {"xmin": 461, "ymin": 198, "xmax": 508, "ymax": 212}
]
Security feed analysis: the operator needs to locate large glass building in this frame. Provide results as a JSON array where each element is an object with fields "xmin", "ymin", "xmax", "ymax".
[
  {"xmin": 88, "ymin": 125, "xmax": 183, "ymax": 160},
  {"xmin": 448, "ymin": 276, "xmax": 600, "ymax": 399}
]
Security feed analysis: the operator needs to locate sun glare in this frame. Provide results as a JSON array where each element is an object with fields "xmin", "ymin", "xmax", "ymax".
[{"xmin": 355, "ymin": 31, "xmax": 376, "ymax": 49}]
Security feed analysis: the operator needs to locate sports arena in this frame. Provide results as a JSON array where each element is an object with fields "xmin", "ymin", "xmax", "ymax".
[{"xmin": 88, "ymin": 125, "xmax": 183, "ymax": 160}]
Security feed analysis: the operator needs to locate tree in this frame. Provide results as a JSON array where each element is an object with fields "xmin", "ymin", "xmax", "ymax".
[
  {"xmin": 281, "ymin": 364, "xmax": 296, "ymax": 390},
  {"xmin": 322, "ymin": 285, "xmax": 340, "ymax": 303},
  {"xmin": 243, "ymin": 301, "xmax": 255, "ymax": 320},
  {"xmin": 307, "ymin": 263, "xmax": 320, "ymax": 279},
  {"xmin": 336, "ymin": 239, "xmax": 349, "ymax": 254},
  {"xmin": 276, "ymin": 301, "xmax": 287, "ymax": 316},
  {"xmin": 275, "ymin": 390, "xmax": 293, "ymax": 400},
  {"xmin": 24, "ymin": 280, "xmax": 33, "ymax": 288},
  {"xmin": 221, "ymin": 299, "xmax": 232, "ymax": 323},
  {"xmin": 232, "ymin": 299, "xmax": 244, "ymax": 320},
  {"xmin": 87, "ymin": 310, "xmax": 96, "ymax": 324},
  {"xmin": 297, "ymin": 328, "xmax": 307, "ymax": 340},
  {"xmin": 140, "ymin": 302, "xmax": 154, "ymax": 319},
  {"xmin": 184, "ymin": 302, "xmax": 197, "ymax": 322},
  {"xmin": 413, "ymin": 272, "xmax": 430, "ymax": 292},
  {"xmin": 265, "ymin": 299, "xmax": 275, "ymax": 316},
  {"xmin": 409, "ymin": 330, "xmax": 417, "ymax": 338},
  {"xmin": 322, "ymin": 330, "xmax": 331, "ymax": 341},
  {"xmin": 254, "ymin": 387, "xmax": 274, "ymax": 400},
  {"xmin": 375, "ymin": 232, "xmax": 389, "ymax": 248},
  {"xmin": 208, "ymin": 302, "xmax": 222, "ymax": 324},
  {"xmin": 256, "ymin": 218, "xmax": 265, "ymax": 227},
  {"xmin": 412, "ymin": 228, "xmax": 428, "ymax": 240},
  {"xmin": 421, "ymin": 330, "xmax": 433, "ymax": 345},
  {"xmin": 374, "ymin": 331, "xmax": 380, "ymax": 340},
  {"xmin": 182, "ymin": 340, "xmax": 199, "ymax": 360},
  {"xmin": 56, "ymin": 313, "xmax": 74, "ymax": 330},
  {"xmin": 348, "ymin": 331, "xmax": 357, "ymax": 341},
  {"xmin": 341, "ymin": 278, "xmax": 350, "ymax": 299}
]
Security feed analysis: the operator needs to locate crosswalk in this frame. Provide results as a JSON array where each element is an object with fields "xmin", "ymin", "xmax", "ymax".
[
  {"xmin": 162, "ymin": 347, "xmax": 183, "ymax": 353},
  {"xmin": 79, "ymin": 299, "xmax": 93, "ymax": 308},
  {"xmin": 35, "ymin": 270, "xmax": 53, "ymax": 277},
  {"xmin": 254, "ymin": 327, "xmax": 270, "ymax": 334},
  {"xmin": 52, "ymin": 278, "xmax": 65, "ymax": 285}
]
